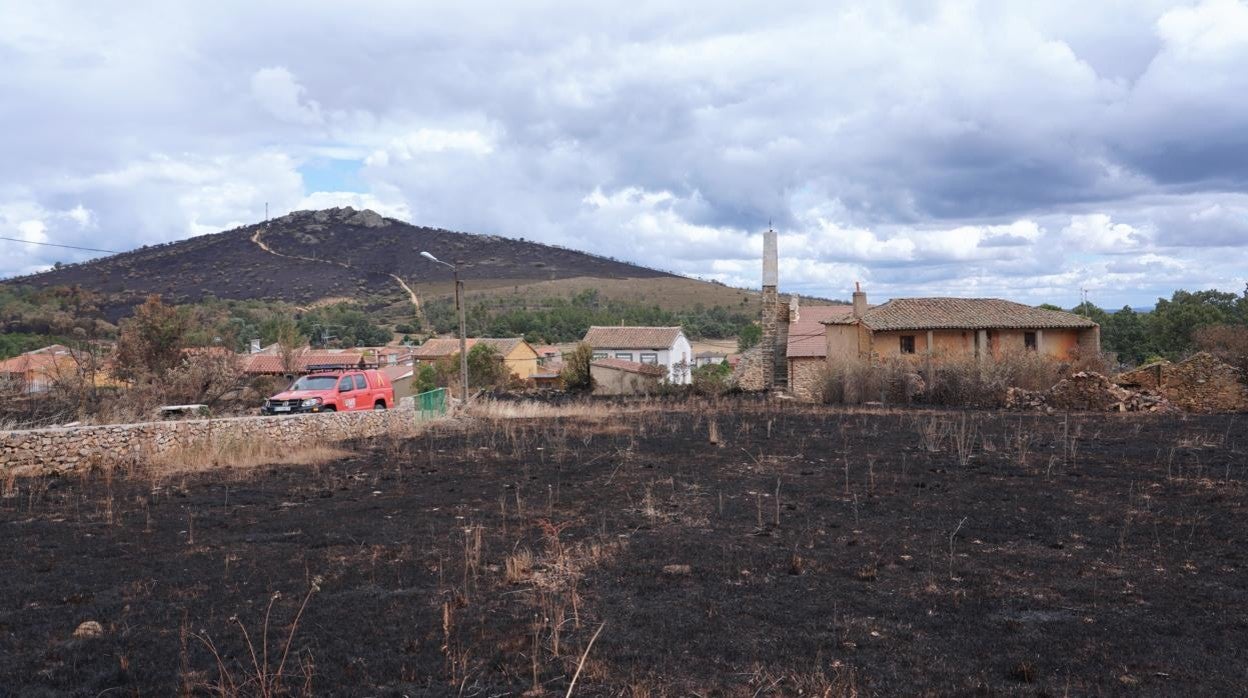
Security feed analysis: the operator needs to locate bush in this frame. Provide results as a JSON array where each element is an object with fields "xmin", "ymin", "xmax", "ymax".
[
  {"xmin": 561, "ymin": 342, "xmax": 594, "ymax": 391},
  {"xmin": 820, "ymin": 351, "xmax": 1113, "ymax": 408},
  {"xmin": 467, "ymin": 344, "xmax": 507, "ymax": 389},
  {"xmin": 692, "ymin": 362, "xmax": 733, "ymax": 396},
  {"xmin": 414, "ymin": 364, "xmax": 438, "ymax": 394}
]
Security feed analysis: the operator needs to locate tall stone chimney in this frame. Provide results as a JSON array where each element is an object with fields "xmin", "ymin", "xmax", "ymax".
[
  {"xmin": 760, "ymin": 227, "xmax": 779, "ymax": 389},
  {"xmin": 852, "ymin": 282, "xmax": 867, "ymax": 319}
]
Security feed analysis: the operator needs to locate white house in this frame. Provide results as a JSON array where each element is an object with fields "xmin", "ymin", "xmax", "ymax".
[{"xmin": 582, "ymin": 326, "xmax": 693, "ymax": 384}]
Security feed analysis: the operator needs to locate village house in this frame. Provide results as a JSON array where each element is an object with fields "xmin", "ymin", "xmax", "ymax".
[
  {"xmin": 411, "ymin": 337, "xmax": 541, "ymax": 380},
  {"xmin": 784, "ymin": 300, "xmax": 855, "ymax": 401},
  {"xmin": 582, "ymin": 326, "xmax": 693, "ymax": 384},
  {"xmin": 822, "ymin": 286, "xmax": 1101, "ymax": 363},
  {"xmin": 0, "ymin": 345, "xmax": 75, "ymax": 394},
  {"xmin": 735, "ymin": 226, "xmax": 1103, "ymax": 401},
  {"xmin": 239, "ymin": 349, "xmax": 365, "ymax": 377},
  {"xmin": 532, "ymin": 345, "xmax": 562, "ymax": 365},
  {"xmin": 590, "ymin": 357, "xmax": 667, "ymax": 395},
  {"xmin": 694, "ymin": 351, "xmax": 729, "ymax": 367}
]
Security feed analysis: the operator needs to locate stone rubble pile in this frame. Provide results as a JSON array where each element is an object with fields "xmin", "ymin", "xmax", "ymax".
[
  {"xmin": 1116, "ymin": 352, "xmax": 1248, "ymax": 413},
  {"xmin": 1006, "ymin": 371, "xmax": 1177, "ymax": 413}
]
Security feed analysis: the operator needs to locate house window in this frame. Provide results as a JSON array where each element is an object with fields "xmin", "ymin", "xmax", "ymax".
[
  {"xmin": 1025, "ymin": 332, "xmax": 1037, "ymax": 350},
  {"xmin": 899, "ymin": 335, "xmax": 916, "ymax": 354},
  {"xmin": 592, "ymin": 352, "xmax": 608, "ymax": 359},
  {"xmin": 639, "ymin": 353, "xmax": 658, "ymax": 364},
  {"xmin": 615, "ymin": 352, "xmax": 634, "ymax": 361}
]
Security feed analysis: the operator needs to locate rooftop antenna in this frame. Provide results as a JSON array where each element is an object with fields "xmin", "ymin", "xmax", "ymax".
[{"xmin": 265, "ymin": 202, "xmax": 269, "ymax": 221}]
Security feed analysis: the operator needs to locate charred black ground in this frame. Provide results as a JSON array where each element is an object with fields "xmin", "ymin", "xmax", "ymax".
[{"xmin": 2, "ymin": 400, "xmax": 1246, "ymax": 695}]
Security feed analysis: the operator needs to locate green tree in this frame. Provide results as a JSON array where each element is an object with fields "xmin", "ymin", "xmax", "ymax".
[
  {"xmin": 1103, "ymin": 306, "xmax": 1150, "ymax": 365},
  {"xmin": 561, "ymin": 342, "xmax": 594, "ymax": 391},
  {"xmin": 113, "ymin": 295, "xmax": 189, "ymax": 382},
  {"xmin": 414, "ymin": 364, "xmax": 438, "ymax": 393},
  {"xmin": 466, "ymin": 344, "xmax": 507, "ymax": 388},
  {"xmin": 737, "ymin": 323, "xmax": 763, "ymax": 352},
  {"xmin": 1149, "ymin": 290, "xmax": 1236, "ymax": 357}
]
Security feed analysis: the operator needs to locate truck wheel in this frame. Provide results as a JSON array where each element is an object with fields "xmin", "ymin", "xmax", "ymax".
[
  {"xmin": 374, "ymin": 401, "xmax": 387, "ymax": 410},
  {"xmin": 321, "ymin": 405, "xmax": 336, "ymax": 412}
]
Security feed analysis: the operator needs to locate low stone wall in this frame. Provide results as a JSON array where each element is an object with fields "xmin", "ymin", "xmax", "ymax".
[{"xmin": 1, "ymin": 407, "xmax": 424, "ymax": 476}]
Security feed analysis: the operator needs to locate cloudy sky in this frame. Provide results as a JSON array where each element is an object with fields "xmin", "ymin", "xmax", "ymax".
[{"xmin": 2, "ymin": 0, "xmax": 1247, "ymax": 308}]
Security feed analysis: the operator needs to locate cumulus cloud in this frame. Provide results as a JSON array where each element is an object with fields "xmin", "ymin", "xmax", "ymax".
[
  {"xmin": 1, "ymin": 0, "xmax": 1247, "ymax": 308},
  {"xmin": 250, "ymin": 67, "xmax": 323, "ymax": 126}
]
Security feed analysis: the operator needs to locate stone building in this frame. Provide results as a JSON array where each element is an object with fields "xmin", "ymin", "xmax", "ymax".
[
  {"xmin": 823, "ymin": 292, "xmax": 1100, "ymax": 363},
  {"xmin": 785, "ymin": 300, "xmax": 854, "ymax": 401}
]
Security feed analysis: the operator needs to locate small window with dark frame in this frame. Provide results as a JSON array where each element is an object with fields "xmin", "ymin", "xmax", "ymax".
[
  {"xmin": 899, "ymin": 335, "xmax": 916, "ymax": 354},
  {"xmin": 639, "ymin": 353, "xmax": 658, "ymax": 364},
  {"xmin": 592, "ymin": 352, "xmax": 608, "ymax": 359},
  {"xmin": 1024, "ymin": 332, "xmax": 1037, "ymax": 350},
  {"xmin": 615, "ymin": 352, "xmax": 634, "ymax": 362}
]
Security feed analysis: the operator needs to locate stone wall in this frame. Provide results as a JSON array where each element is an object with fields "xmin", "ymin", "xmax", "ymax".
[
  {"xmin": 732, "ymin": 345, "xmax": 768, "ymax": 392},
  {"xmin": 1117, "ymin": 352, "xmax": 1248, "ymax": 413},
  {"xmin": 788, "ymin": 357, "xmax": 826, "ymax": 402},
  {"xmin": 1, "ymin": 408, "xmax": 424, "ymax": 476},
  {"xmin": 760, "ymin": 286, "xmax": 779, "ymax": 389}
]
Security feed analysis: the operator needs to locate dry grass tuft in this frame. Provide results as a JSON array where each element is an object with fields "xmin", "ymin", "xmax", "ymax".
[{"xmin": 144, "ymin": 433, "xmax": 348, "ymax": 479}]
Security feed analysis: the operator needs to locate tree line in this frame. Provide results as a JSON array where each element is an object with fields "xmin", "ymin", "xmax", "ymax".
[
  {"xmin": 1064, "ymin": 286, "xmax": 1248, "ymax": 366},
  {"xmin": 416, "ymin": 288, "xmax": 756, "ymax": 344}
]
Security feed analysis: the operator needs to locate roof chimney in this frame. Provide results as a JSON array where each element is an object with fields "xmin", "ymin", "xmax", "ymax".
[
  {"xmin": 852, "ymin": 282, "xmax": 867, "ymax": 319},
  {"xmin": 762, "ymin": 227, "xmax": 778, "ymax": 288},
  {"xmin": 789, "ymin": 294, "xmax": 800, "ymax": 322}
]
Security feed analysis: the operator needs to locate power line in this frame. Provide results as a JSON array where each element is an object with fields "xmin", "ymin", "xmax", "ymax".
[{"xmin": 0, "ymin": 235, "xmax": 120, "ymax": 255}]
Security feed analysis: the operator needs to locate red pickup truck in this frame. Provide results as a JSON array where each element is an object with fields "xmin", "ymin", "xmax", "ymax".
[{"xmin": 262, "ymin": 369, "xmax": 395, "ymax": 415}]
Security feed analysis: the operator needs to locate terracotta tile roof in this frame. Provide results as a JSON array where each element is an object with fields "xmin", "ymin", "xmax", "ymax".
[
  {"xmin": 583, "ymin": 326, "xmax": 684, "ymax": 350},
  {"xmin": 411, "ymin": 338, "xmax": 465, "ymax": 359},
  {"xmin": 380, "ymin": 365, "xmax": 413, "ymax": 381},
  {"xmin": 412, "ymin": 337, "xmax": 529, "ymax": 359},
  {"xmin": 824, "ymin": 298, "xmax": 1098, "ymax": 332},
  {"xmin": 532, "ymin": 345, "xmax": 562, "ymax": 357},
  {"xmin": 787, "ymin": 305, "xmax": 854, "ymax": 358},
  {"xmin": 240, "ymin": 351, "xmax": 364, "ymax": 374},
  {"xmin": 0, "ymin": 345, "xmax": 77, "ymax": 375},
  {"xmin": 475, "ymin": 338, "xmax": 526, "ymax": 356},
  {"xmin": 590, "ymin": 357, "xmax": 667, "ymax": 376}
]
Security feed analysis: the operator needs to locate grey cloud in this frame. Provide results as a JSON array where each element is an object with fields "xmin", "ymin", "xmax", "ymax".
[{"xmin": 1, "ymin": 0, "xmax": 1247, "ymax": 309}]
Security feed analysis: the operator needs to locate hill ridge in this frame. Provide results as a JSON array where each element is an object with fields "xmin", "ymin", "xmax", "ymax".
[{"xmin": 3, "ymin": 207, "xmax": 760, "ymax": 321}]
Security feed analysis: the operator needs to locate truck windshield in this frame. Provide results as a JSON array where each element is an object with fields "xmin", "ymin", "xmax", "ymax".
[{"xmin": 290, "ymin": 376, "xmax": 338, "ymax": 391}]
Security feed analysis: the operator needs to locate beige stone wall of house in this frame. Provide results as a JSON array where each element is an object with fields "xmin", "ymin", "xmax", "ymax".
[
  {"xmin": 826, "ymin": 324, "xmax": 858, "ymax": 362},
  {"xmin": 1, "ymin": 407, "xmax": 426, "ymax": 477},
  {"xmin": 590, "ymin": 365, "xmax": 661, "ymax": 396},
  {"xmin": 788, "ymin": 358, "xmax": 826, "ymax": 402},
  {"xmin": 504, "ymin": 346, "xmax": 540, "ymax": 379},
  {"xmin": 866, "ymin": 328, "xmax": 1085, "ymax": 360}
]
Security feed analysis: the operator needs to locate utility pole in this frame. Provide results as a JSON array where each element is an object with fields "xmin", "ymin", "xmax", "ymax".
[{"xmin": 422, "ymin": 251, "xmax": 469, "ymax": 404}]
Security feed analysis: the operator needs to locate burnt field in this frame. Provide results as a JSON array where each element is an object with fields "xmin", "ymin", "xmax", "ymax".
[{"xmin": 2, "ymin": 400, "xmax": 1247, "ymax": 696}]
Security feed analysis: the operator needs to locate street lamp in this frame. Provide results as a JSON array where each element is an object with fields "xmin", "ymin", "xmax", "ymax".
[{"xmin": 421, "ymin": 251, "xmax": 469, "ymax": 404}]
